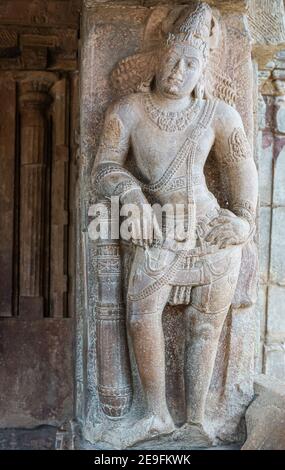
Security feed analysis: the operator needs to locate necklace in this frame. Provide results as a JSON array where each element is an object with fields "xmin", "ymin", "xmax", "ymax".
[{"xmin": 144, "ymin": 93, "xmax": 200, "ymax": 132}]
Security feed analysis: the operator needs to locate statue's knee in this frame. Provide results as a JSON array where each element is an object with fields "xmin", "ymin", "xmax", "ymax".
[
  {"xmin": 191, "ymin": 318, "xmax": 221, "ymax": 342},
  {"xmin": 189, "ymin": 308, "xmax": 228, "ymax": 342},
  {"xmin": 195, "ymin": 323, "xmax": 216, "ymax": 342}
]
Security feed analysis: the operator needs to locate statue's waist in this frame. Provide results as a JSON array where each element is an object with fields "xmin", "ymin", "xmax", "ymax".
[
  {"xmin": 143, "ymin": 174, "xmax": 205, "ymax": 196},
  {"xmin": 127, "ymin": 239, "xmax": 242, "ymax": 302}
]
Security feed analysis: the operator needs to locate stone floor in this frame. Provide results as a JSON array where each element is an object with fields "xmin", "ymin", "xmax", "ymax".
[
  {"xmin": 78, "ymin": 435, "xmax": 242, "ymax": 451},
  {"xmin": 0, "ymin": 426, "xmax": 242, "ymax": 450}
]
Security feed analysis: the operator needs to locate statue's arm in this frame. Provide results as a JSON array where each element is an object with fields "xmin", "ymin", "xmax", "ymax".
[
  {"xmin": 91, "ymin": 99, "xmax": 143, "ymax": 205},
  {"xmin": 91, "ymin": 98, "xmax": 157, "ymax": 245},
  {"xmin": 206, "ymin": 101, "xmax": 258, "ymax": 248},
  {"xmin": 214, "ymin": 101, "xmax": 258, "ymax": 229}
]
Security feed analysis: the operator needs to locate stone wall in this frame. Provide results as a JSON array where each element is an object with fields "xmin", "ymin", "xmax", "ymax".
[{"xmin": 258, "ymin": 51, "xmax": 285, "ymax": 380}]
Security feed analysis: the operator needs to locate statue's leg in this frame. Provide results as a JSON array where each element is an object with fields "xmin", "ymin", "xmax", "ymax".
[
  {"xmin": 180, "ymin": 247, "xmax": 242, "ymax": 445},
  {"xmin": 184, "ymin": 304, "xmax": 229, "ymax": 425},
  {"xmin": 128, "ymin": 299, "xmax": 169, "ymax": 418},
  {"xmin": 122, "ymin": 285, "xmax": 175, "ymax": 447}
]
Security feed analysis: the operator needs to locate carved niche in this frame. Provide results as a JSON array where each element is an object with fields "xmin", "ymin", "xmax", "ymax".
[{"xmin": 78, "ymin": 0, "xmax": 259, "ymax": 449}]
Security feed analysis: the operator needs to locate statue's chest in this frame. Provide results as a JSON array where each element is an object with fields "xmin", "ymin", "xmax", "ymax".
[{"xmin": 131, "ymin": 119, "xmax": 214, "ymax": 181}]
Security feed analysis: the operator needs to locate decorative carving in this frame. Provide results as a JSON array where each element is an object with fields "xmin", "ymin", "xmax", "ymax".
[
  {"xmin": 96, "ymin": 236, "xmax": 132, "ymax": 417},
  {"xmin": 248, "ymin": 0, "xmax": 285, "ymax": 45},
  {"xmin": 166, "ymin": 2, "xmax": 213, "ymax": 60},
  {"xmin": 248, "ymin": 0, "xmax": 285, "ymax": 68},
  {"xmin": 144, "ymin": 92, "xmax": 201, "ymax": 132},
  {"xmin": 143, "ymin": 99, "xmax": 217, "ymax": 194},
  {"xmin": 98, "ymin": 115, "xmax": 129, "ymax": 155},
  {"xmin": 113, "ymin": 179, "xmax": 140, "ymax": 197},
  {"xmin": 0, "ymin": 14, "xmax": 78, "ymax": 71},
  {"xmin": 222, "ymin": 127, "xmax": 251, "ymax": 167},
  {"xmin": 231, "ymin": 200, "xmax": 256, "ymax": 229},
  {"xmin": 86, "ymin": 1, "xmax": 259, "ymax": 450}
]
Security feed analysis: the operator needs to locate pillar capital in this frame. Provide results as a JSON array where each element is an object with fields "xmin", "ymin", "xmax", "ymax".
[{"xmin": 19, "ymin": 72, "xmax": 57, "ymax": 110}]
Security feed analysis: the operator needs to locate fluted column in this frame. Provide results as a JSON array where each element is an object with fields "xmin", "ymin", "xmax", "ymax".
[{"xmin": 19, "ymin": 75, "xmax": 54, "ymax": 318}]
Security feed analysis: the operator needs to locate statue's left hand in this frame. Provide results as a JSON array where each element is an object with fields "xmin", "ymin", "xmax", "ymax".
[{"xmin": 205, "ymin": 212, "xmax": 250, "ymax": 249}]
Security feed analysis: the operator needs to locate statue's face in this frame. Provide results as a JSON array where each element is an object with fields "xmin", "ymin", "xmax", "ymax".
[{"xmin": 156, "ymin": 45, "xmax": 204, "ymax": 98}]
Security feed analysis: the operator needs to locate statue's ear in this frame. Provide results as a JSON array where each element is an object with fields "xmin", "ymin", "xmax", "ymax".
[{"xmin": 208, "ymin": 15, "xmax": 220, "ymax": 50}]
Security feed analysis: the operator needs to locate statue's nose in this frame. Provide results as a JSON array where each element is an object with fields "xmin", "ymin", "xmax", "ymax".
[{"xmin": 172, "ymin": 58, "xmax": 185, "ymax": 78}]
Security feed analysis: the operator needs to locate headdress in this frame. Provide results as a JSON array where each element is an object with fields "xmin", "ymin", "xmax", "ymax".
[
  {"xmin": 166, "ymin": 2, "xmax": 213, "ymax": 61},
  {"xmin": 111, "ymin": 2, "xmax": 236, "ymax": 105}
]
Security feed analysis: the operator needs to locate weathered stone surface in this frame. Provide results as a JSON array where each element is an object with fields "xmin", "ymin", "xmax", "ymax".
[
  {"xmin": 0, "ymin": 1, "xmax": 80, "ymax": 70},
  {"xmin": 259, "ymin": 134, "xmax": 273, "ymax": 206},
  {"xmin": 0, "ymin": 319, "xmax": 73, "ymax": 428},
  {"xmin": 275, "ymin": 96, "xmax": 285, "ymax": 133},
  {"xmin": 259, "ymin": 207, "xmax": 271, "ymax": 283},
  {"xmin": 256, "ymin": 284, "xmax": 267, "ymax": 344},
  {"xmin": 270, "ymin": 207, "xmax": 285, "ymax": 285},
  {"xmin": 263, "ymin": 344, "xmax": 285, "ymax": 380},
  {"xmin": 242, "ymin": 374, "xmax": 285, "ymax": 450},
  {"xmin": 84, "ymin": 0, "xmax": 249, "ymax": 14},
  {"xmin": 267, "ymin": 286, "xmax": 285, "ymax": 342},
  {"xmin": 248, "ymin": 0, "xmax": 285, "ymax": 68},
  {"xmin": 0, "ymin": 0, "xmax": 283, "ymax": 451},
  {"xmin": 273, "ymin": 141, "xmax": 285, "ymax": 205},
  {"xmin": 257, "ymin": 49, "xmax": 285, "ymax": 386},
  {"xmin": 80, "ymin": 0, "xmax": 259, "ymax": 450}
]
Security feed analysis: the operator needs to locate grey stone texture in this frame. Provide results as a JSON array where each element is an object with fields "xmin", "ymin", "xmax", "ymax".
[
  {"xmin": 258, "ymin": 54, "xmax": 285, "ymax": 381},
  {"xmin": 242, "ymin": 374, "xmax": 285, "ymax": 450},
  {"xmin": 79, "ymin": 0, "xmax": 263, "ymax": 450}
]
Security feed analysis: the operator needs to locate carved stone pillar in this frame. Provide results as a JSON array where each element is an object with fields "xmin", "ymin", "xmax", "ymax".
[
  {"xmin": 18, "ymin": 74, "xmax": 55, "ymax": 318},
  {"xmin": 94, "ymin": 200, "xmax": 132, "ymax": 417}
]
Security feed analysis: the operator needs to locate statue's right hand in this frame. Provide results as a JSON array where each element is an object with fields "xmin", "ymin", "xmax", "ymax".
[
  {"xmin": 131, "ymin": 205, "xmax": 163, "ymax": 248},
  {"xmin": 120, "ymin": 188, "xmax": 162, "ymax": 247}
]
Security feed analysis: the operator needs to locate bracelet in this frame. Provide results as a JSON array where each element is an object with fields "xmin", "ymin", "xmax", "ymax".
[
  {"xmin": 113, "ymin": 180, "xmax": 141, "ymax": 199},
  {"xmin": 231, "ymin": 203, "xmax": 256, "ymax": 230}
]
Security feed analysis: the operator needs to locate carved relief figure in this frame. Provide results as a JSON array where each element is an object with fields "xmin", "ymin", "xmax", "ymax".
[{"xmin": 91, "ymin": 2, "xmax": 258, "ymax": 447}]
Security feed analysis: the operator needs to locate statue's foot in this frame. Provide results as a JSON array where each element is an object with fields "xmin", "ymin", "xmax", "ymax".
[
  {"xmin": 173, "ymin": 422, "xmax": 213, "ymax": 448},
  {"xmin": 120, "ymin": 413, "xmax": 175, "ymax": 448}
]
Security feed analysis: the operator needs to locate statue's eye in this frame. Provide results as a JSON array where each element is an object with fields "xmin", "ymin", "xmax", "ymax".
[{"xmin": 188, "ymin": 60, "xmax": 199, "ymax": 70}]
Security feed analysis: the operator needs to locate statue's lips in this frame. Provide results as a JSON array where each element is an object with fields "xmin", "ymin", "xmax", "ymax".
[{"xmin": 167, "ymin": 77, "xmax": 183, "ymax": 86}]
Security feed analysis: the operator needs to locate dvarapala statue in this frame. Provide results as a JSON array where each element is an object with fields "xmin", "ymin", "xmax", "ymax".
[{"xmin": 92, "ymin": 2, "xmax": 258, "ymax": 447}]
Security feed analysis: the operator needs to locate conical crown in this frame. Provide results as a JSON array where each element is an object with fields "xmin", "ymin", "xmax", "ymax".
[{"xmin": 166, "ymin": 2, "xmax": 212, "ymax": 59}]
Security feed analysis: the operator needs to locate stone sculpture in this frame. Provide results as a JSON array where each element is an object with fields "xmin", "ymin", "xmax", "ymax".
[{"xmin": 91, "ymin": 2, "xmax": 258, "ymax": 448}]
